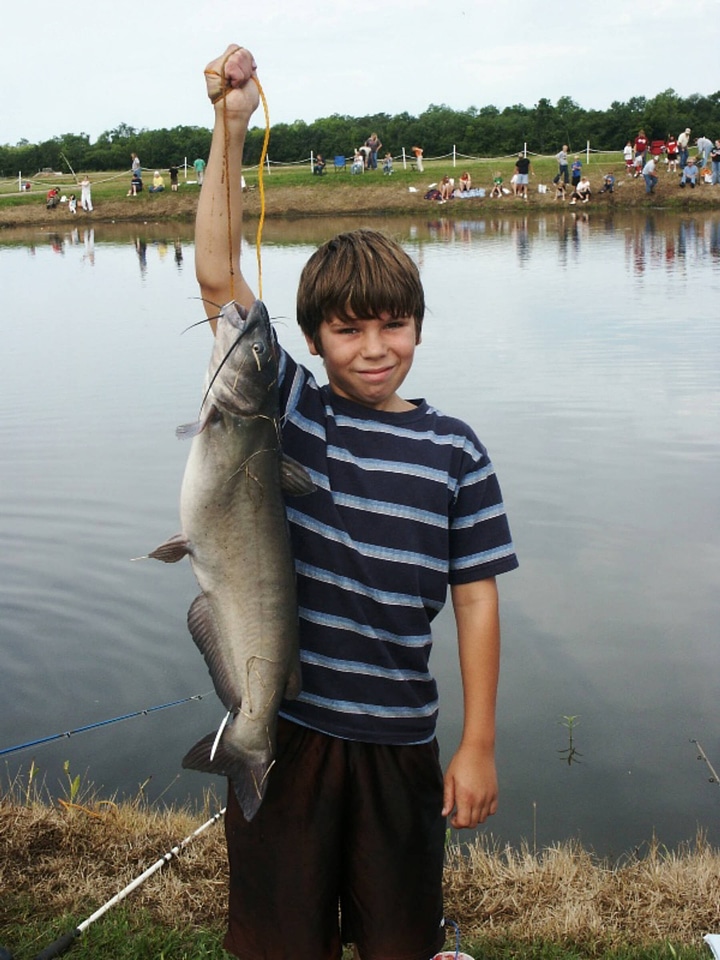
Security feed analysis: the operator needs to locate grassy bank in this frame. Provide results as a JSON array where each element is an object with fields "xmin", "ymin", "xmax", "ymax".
[
  {"xmin": 1, "ymin": 153, "xmax": 719, "ymax": 229},
  {"xmin": 1, "ymin": 774, "xmax": 718, "ymax": 960}
]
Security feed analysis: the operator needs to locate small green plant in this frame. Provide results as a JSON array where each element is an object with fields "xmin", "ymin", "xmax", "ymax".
[{"xmin": 62, "ymin": 760, "xmax": 82, "ymax": 804}]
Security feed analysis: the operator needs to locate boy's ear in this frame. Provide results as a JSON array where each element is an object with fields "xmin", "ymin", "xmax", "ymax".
[{"xmin": 304, "ymin": 332, "xmax": 322, "ymax": 357}]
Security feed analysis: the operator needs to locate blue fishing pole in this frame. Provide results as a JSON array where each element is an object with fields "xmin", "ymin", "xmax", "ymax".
[{"xmin": 0, "ymin": 693, "xmax": 211, "ymax": 758}]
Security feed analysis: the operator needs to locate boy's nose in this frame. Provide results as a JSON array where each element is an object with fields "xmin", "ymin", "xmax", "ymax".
[{"xmin": 360, "ymin": 328, "xmax": 386, "ymax": 356}]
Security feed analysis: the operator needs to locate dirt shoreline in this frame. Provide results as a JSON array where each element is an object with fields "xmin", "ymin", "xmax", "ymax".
[{"xmin": 2, "ymin": 177, "xmax": 718, "ymax": 229}]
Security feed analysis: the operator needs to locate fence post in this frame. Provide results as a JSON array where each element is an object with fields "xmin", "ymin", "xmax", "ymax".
[
  {"xmin": 402, "ymin": 147, "xmax": 407, "ymax": 170},
  {"xmin": 453, "ymin": 145, "xmax": 456, "ymax": 168},
  {"xmin": 586, "ymin": 140, "xmax": 590, "ymax": 164},
  {"xmin": 18, "ymin": 171, "xmax": 22, "ymax": 192},
  {"xmin": 266, "ymin": 154, "xmax": 271, "ymax": 174},
  {"xmin": 310, "ymin": 151, "xmax": 314, "ymax": 173}
]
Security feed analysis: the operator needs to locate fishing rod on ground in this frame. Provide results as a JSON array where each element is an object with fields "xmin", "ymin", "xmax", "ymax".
[
  {"xmin": 0, "ymin": 806, "xmax": 227, "ymax": 960},
  {"xmin": 0, "ymin": 692, "xmax": 212, "ymax": 759}
]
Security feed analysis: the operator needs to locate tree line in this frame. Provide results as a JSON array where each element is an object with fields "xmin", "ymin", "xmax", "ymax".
[{"xmin": 2, "ymin": 88, "xmax": 719, "ymax": 177}]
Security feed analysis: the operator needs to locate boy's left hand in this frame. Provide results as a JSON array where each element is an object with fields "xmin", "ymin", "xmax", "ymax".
[{"xmin": 442, "ymin": 743, "xmax": 498, "ymax": 829}]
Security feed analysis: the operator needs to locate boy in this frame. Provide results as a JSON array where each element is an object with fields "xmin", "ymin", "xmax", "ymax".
[{"xmin": 195, "ymin": 44, "xmax": 518, "ymax": 960}]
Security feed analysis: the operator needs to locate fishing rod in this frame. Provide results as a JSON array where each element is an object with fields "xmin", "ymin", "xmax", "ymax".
[
  {"xmin": 691, "ymin": 738, "xmax": 720, "ymax": 789},
  {"xmin": 0, "ymin": 692, "xmax": 211, "ymax": 758},
  {"xmin": 0, "ymin": 806, "xmax": 226, "ymax": 960},
  {"xmin": 60, "ymin": 151, "xmax": 77, "ymax": 182}
]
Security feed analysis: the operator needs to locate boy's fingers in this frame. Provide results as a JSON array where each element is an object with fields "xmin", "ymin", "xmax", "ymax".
[{"xmin": 204, "ymin": 44, "xmax": 257, "ymax": 103}]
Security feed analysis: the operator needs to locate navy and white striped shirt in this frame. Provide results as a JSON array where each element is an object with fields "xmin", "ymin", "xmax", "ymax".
[{"xmin": 277, "ymin": 346, "xmax": 518, "ymax": 745}]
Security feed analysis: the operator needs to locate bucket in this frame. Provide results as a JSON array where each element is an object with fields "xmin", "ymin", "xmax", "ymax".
[{"xmin": 432, "ymin": 953, "xmax": 475, "ymax": 960}]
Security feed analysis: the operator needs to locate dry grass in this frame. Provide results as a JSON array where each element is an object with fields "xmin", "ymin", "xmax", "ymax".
[
  {"xmin": 2, "ymin": 785, "xmax": 718, "ymax": 953},
  {"xmin": 443, "ymin": 835, "xmax": 720, "ymax": 949}
]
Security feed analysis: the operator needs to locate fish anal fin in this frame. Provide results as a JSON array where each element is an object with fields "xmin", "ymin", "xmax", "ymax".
[
  {"xmin": 280, "ymin": 455, "xmax": 315, "ymax": 496},
  {"xmin": 147, "ymin": 534, "xmax": 191, "ymax": 563},
  {"xmin": 187, "ymin": 595, "xmax": 238, "ymax": 709}
]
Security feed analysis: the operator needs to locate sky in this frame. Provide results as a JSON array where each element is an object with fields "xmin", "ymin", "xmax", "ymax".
[{"xmin": 3, "ymin": 0, "xmax": 719, "ymax": 148}]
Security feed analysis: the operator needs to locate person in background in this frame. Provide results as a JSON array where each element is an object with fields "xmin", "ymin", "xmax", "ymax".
[
  {"xmin": 127, "ymin": 169, "xmax": 143, "ymax": 195},
  {"xmin": 382, "ymin": 152, "xmax": 393, "ymax": 175},
  {"xmin": 68, "ymin": 193, "xmax": 77, "ymax": 213},
  {"xmin": 665, "ymin": 134, "xmax": 679, "ymax": 173},
  {"xmin": 439, "ymin": 174, "xmax": 454, "ymax": 200},
  {"xmin": 514, "ymin": 152, "xmax": 532, "ymax": 200},
  {"xmin": 458, "ymin": 170, "xmax": 472, "ymax": 192},
  {"xmin": 677, "ymin": 128, "xmax": 691, "ymax": 169},
  {"xmin": 169, "ymin": 164, "xmax": 179, "ymax": 191},
  {"xmin": 598, "ymin": 172, "xmax": 615, "ymax": 194},
  {"xmin": 569, "ymin": 175, "xmax": 591, "ymax": 204},
  {"xmin": 571, "ymin": 155, "xmax": 582, "ymax": 186},
  {"xmin": 131, "ymin": 152, "xmax": 141, "ymax": 175},
  {"xmin": 149, "ymin": 170, "xmax": 165, "ymax": 193},
  {"xmin": 710, "ymin": 139, "xmax": 720, "ymax": 186},
  {"xmin": 695, "ymin": 135, "xmax": 713, "ymax": 171},
  {"xmin": 351, "ymin": 148, "xmax": 364, "ymax": 174},
  {"xmin": 313, "ymin": 153, "xmax": 326, "ymax": 175},
  {"xmin": 555, "ymin": 144, "xmax": 569, "ymax": 185},
  {"xmin": 634, "ymin": 129, "xmax": 648, "ymax": 166},
  {"xmin": 680, "ymin": 156, "xmax": 699, "ymax": 187},
  {"xmin": 365, "ymin": 132, "xmax": 382, "ymax": 169},
  {"xmin": 623, "ymin": 140, "xmax": 634, "ymax": 174},
  {"xmin": 642, "ymin": 155, "xmax": 658, "ymax": 194},
  {"xmin": 412, "ymin": 145, "xmax": 424, "ymax": 172},
  {"xmin": 80, "ymin": 175, "xmax": 93, "ymax": 212},
  {"xmin": 45, "ymin": 187, "xmax": 60, "ymax": 209},
  {"xmin": 193, "ymin": 156, "xmax": 206, "ymax": 184},
  {"xmin": 195, "ymin": 43, "xmax": 517, "ymax": 960},
  {"xmin": 489, "ymin": 171, "xmax": 503, "ymax": 197}
]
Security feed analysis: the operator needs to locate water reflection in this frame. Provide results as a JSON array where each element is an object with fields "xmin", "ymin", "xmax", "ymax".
[{"xmin": 1, "ymin": 210, "xmax": 718, "ymax": 856}]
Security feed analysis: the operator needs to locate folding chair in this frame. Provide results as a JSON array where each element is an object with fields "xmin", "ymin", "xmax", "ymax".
[{"xmin": 333, "ymin": 155, "xmax": 347, "ymax": 172}]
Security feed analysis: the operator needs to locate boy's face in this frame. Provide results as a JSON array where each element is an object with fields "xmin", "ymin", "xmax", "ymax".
[{"xmin": 306, "ymin": 311, "xmax": 419, "ymax": 412}]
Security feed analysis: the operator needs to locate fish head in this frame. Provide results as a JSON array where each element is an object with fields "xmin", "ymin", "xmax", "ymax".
[{"xmin": 205, "ymin": 299, "xmax": 279, "ymax": 418}]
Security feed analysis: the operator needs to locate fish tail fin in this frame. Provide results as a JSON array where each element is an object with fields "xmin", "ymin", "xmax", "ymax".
[{"xmin": 181, "ymin": 731, "xmax": 274, "ymax": 822}]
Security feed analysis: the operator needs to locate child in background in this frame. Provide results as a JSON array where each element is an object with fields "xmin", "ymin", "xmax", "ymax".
[
  {"xmin": 194, "ymin": 43, "xmax": 518, "ymax": 960},
  {"xmin": 490, "ymin": 172, "xmax": 503, "ymax": 197},
  {"xmin": 571, "ymin": 155, "xmax": 582, "ymax": 186}
]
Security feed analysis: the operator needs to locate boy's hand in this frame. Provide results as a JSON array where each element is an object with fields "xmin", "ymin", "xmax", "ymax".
[
  {"xmin": 442, "ymin": 743, "xmax": 498, "ymax": 829},
  {"xmin": 204, "ymin": 44, "xmax": 259, "ymax": 120}
]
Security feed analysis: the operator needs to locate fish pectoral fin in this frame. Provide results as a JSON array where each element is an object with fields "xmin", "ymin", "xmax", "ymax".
[
  {"xmin": 146, "ymin": 533, "xmax": 192, "ymax": 563},
  {"xmin": 280, "ymin": 455, "xmax": 315, "ymax": 496},
  {"xmin": 182, "ymin": 730, "xmax": 273, "ymax": 822},
  {"xmin": 187, "ymin": 594, "xmax": 238, "ymax": 709}
]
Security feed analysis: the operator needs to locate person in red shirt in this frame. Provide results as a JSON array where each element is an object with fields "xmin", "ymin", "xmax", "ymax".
[
  {"xmin": 666, "ymin": 133, "xmax": 678, "ymax": 173},
  {"xmin": 634, "ymin": 130, "xmax": 648, "ymax": 164}
]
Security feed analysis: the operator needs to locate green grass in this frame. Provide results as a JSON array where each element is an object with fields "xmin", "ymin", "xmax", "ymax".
[{"xmin": 1, "ymin": 906, "xmax": 707, "ymax": 960}]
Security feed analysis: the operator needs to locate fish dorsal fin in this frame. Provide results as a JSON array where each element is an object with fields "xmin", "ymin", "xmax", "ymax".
[
  {"xmin": 280, "ymin": 455, "xmax": 315, "ymax": 496},
  {"xmin": 187, "ymin": 594, "xmax": 238, "ymax": 710}
]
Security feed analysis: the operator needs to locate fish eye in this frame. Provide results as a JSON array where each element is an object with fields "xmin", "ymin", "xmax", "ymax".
[{"xmin": 252, "ymin": 342, "xmax": 266, "ymax": 355}]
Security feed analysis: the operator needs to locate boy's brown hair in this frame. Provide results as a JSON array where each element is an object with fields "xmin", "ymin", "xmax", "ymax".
[{"xmin": 296, "ymin": 229, "xmax": 425, "ymax": 354}]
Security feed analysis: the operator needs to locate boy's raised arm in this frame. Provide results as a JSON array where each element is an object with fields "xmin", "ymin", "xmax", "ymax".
[{"xmin": 195, "ymin": 44, "xmax": 259, "ymax": 322}]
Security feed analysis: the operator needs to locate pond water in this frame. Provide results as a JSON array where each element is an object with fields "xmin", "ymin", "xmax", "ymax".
[{"xmin": 1, "ymin": 209, "xmax": 719, "ymax": 857}]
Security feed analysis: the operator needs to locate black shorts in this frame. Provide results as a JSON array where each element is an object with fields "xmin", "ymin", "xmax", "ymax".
[{"xmin": 223, "ymin": 718, "xmax": 447, "ymax": 960}]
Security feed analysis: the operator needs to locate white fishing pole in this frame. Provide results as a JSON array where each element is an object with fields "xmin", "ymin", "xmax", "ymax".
[{"xmin": 22, "ymin": 806, "xmax": 226, "ymax": 960}]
